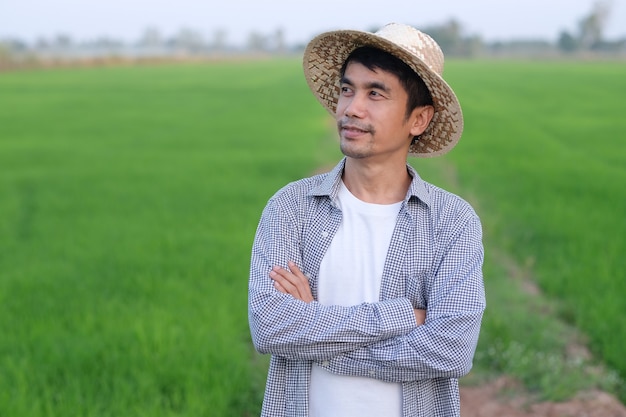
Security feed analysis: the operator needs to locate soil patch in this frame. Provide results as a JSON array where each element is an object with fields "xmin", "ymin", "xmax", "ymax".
[{"xmin": 461, "ymin": 376, "xmax": 626, "ymax": 417}]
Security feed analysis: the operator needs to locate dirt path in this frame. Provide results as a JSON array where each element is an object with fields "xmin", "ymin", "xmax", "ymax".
[{"xmin": 460, "ymin": 376, "xmax": 626, "ymax": 417}]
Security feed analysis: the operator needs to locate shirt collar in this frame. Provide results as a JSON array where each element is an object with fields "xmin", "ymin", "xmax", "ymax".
[{"xmin": 309, "ymin": 157, "xmax": 432, "ymax": 207}]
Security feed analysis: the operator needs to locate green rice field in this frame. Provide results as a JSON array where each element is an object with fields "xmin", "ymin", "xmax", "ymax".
[{"xmin": 0, "ymin": 58, "xmax": 624, "ymax": 415}]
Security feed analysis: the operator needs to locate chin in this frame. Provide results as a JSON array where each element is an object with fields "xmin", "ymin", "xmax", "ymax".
[{"xmin": 340, "ymin": 145, "xmax": 370, "ymax": 159}]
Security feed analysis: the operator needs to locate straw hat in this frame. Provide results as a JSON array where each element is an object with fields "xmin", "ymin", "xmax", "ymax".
[{"xmin": 303, "ymin": 23, "xmax": 463, "ymax": 157}]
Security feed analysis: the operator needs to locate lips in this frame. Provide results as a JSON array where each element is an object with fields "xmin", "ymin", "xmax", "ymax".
[
  {"xmin": 339, "ymin": 119, "xmax": 371, "ymax": 137},
  {"xmin": 342, "ymin": 125, "xmax": 367, "ymax": 133}
]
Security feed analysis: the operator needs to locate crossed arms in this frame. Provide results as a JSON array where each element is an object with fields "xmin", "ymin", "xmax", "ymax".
[
  {"xmin": 270, "ymin": 261, "xmax": 427, "ymax": 326},
  {"xmin": 248, "ymin": 194, "xmax": 486, "ymax": 382}
]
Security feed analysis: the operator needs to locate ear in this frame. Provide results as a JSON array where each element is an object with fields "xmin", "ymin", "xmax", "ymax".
[{"xmin": 409, "ymin": 105, "xmax": 435, "ymax": 137}]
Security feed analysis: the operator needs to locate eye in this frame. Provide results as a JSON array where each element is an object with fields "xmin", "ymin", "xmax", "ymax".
[{"xmin": 340, "ymin": 86, "xmax": 353, "ymax": 96}]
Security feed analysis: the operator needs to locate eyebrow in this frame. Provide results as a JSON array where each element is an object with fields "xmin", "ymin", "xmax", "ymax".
[{"xmin": 340, "ymin": 76, "xmax": 391, "ymax": 94}]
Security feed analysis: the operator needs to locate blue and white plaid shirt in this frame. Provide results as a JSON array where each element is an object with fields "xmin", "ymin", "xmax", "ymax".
[{"xmin": 249, "ymin": 158, "xmax": 485, "ymax": 417}]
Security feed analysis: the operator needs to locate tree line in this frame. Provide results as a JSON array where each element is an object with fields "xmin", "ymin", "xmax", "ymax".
[{"xmin": 1, "ymin": 1, "xmax": 624, "ymax": 66}]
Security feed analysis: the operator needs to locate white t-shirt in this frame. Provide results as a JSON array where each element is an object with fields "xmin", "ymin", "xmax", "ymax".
[{"xmin": 309, "ymin": 181, "xmax": 403, "ymax": 417}]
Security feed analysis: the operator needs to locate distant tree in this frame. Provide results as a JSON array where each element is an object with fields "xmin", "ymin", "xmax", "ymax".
[
  {"xmin": 558, "ymin": 31, "xmax": 579, "ymax": 52},
  {"xmin": 247, "ymin": 31, "xmax": 268, "ymax": 51},
  {"xmin": 3, "ymin": 38, "xmax": 29, "ymax": 52},
  {"xmin": 91, "ymin": 37, "xmax": 124, "ymax": 51},
  {"xmin": 54, "ymin": 34, "xmax": 73, "ymax": 49},
  {"xmin": 423, "ymin": 19, "xmax": 464, "ymax": 55},
  {"xmin": 421, "ymin": 19, "xmax": 484, "ymax": 56},
  {"xmin": 209, "ymin": 29, "xmax": 228, "ymax": 51},
  {"xmin": 35, "ymin": 37, "xmax": 51, "ymax": 51},
  {"xmin": 138, "ymin": 27, "xmax": 163, "ymax": 48},
  {"xmin": 0, "ymin": 42, "xmax": 11, "ymax": 63},
  {"xmin": 464, "ymin": 35, "xmax": 484, "ymax": 57},
  {"xmin": 273, "ymin": 28, "xmax": 286, "ymax": 53},
  {"xmin": 172, "ymin": 28, "xmax": 205, "ymax": 53},
  {"xmin": 578, "ymin": 1, "xmax": 611, "ymax": 49}
]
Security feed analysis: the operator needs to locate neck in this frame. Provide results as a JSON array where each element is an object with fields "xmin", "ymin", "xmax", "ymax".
[{"xmin": 342, "ymin": 157, "xmax": 411, "ymax": 204}]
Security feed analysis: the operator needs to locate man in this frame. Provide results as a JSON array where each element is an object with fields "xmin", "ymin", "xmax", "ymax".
[{"xmin": 248, "ymin": 23, "xmax": 485, "ymax": 417}]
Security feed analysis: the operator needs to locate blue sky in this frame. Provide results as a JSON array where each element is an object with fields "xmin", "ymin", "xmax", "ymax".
[{"xmin": 1, "ymin": 0, "xmax": 625, "ymax": 45}]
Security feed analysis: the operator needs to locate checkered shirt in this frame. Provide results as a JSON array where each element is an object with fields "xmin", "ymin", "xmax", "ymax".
[{"xmin": 249, "ymin": 158, "xmax": 486, "ymax": 417}]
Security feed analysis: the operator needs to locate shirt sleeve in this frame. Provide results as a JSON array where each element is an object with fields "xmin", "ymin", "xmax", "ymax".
[
  {"xmin": 248, "ymin": 194, "xmax": 417, "ymax": 361},
  {"xmin": 320, "ymin": 215, "xmax": 486, "ymax": 381}
]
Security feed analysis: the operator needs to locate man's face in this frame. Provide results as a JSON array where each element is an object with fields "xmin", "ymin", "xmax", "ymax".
[{"xmin": 335, "ymin": 61, "xmax": 425, "ymax": 161}]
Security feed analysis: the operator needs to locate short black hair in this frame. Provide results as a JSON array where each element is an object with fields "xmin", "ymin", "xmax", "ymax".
[{"xmin": 340, "ymin": 46, "xmax": 433, "ymax": 119}]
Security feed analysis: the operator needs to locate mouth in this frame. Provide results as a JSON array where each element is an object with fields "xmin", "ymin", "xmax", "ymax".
[{"xmin": 338, "ymin": 120, "xmax": 371, "ymax": 137}]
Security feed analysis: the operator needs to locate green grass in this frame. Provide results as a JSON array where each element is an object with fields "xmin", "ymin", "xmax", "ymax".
[
  {"xmin": 0, "ymin": 58, "xmax": 624, "ymax": 415},
  {"xmin": 0, "ymin": 60, "xmax": 329, "ymax": 416}
]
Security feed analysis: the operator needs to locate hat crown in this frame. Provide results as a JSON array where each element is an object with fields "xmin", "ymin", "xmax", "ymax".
[{"xmin": 375, "ymin": 23, "xmax": 444, "ymax": 75}]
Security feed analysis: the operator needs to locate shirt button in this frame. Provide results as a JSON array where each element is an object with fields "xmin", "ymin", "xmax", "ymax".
[
  {"xmin": 321, "ymin": 231, "xmax": 329, "ymax": 238},
  {"xmin": 368, "ymin": 369, "xmax": 376, "ymax": 376},
  {"xmin": 321, "ymin": 360, "xmax": 330, "ymax": 366}
]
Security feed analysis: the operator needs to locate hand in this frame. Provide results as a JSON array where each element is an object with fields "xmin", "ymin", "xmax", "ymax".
[
  {"xmin": 414, "ymin": 308, "xmax": 426, "ymax": 326},
  {"xmin": 269, "ymin": 261, "xmax": 314, "ymax": 303}
]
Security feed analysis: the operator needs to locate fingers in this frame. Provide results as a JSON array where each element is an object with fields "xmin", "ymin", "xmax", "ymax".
[
  {"xmin": 270, "ymin": 267, "xmax": 298, "ymax": 294},
  {"xmin": 269, "ymin": 261, "xmax": 314, "ymax": 303},
  {"xmin": 272, "ymin": 279, "xmax": 288, "ymax": 294},
  {"xmin": 287, "ymin": 261, "xmax": 303, "ymax": 276}
]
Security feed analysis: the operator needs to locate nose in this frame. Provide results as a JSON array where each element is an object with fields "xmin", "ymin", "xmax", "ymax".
[{"xmin": 340, "ymin": 93, "xmax": 366, "ymax": 118}]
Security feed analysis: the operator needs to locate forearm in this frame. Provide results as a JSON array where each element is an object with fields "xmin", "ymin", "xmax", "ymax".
[
  {"xmin": 320, "ymin": 309, "xmax": 484, "ymax": 381},
  {"xmin": 249, "ymin": 290, "xmax": 416, "ymax": 360}
]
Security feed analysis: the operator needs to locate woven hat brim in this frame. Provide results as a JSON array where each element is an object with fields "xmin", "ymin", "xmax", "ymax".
[{"xmin": 303, "ymin": 29, "xmax": 463, "ymax": 157}]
